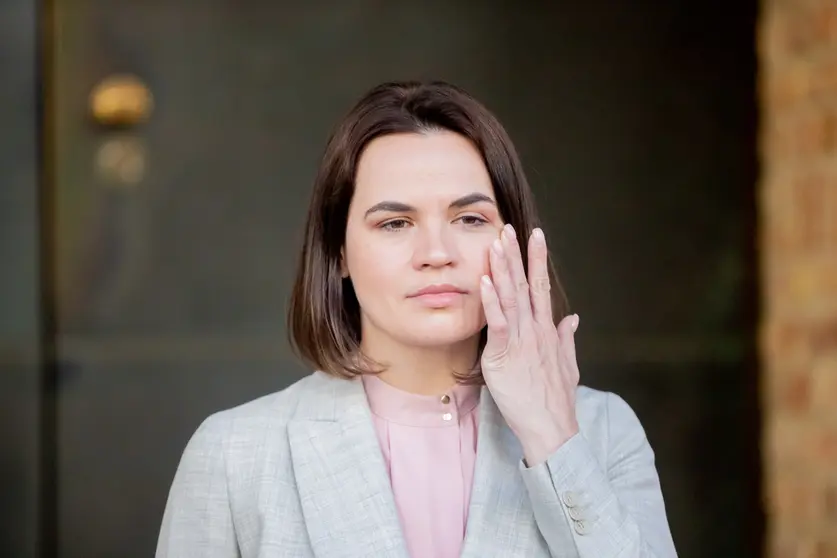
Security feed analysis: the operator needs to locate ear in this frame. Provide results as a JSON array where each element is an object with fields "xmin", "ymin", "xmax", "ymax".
[{"xmin": 340, "ymin": 247, "xmax": 349, "ymax": 278}]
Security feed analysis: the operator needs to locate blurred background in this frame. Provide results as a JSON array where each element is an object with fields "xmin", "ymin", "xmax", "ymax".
[{"xmin": 1, "ymin": 0, "xmax": 835, "ymax": 556}]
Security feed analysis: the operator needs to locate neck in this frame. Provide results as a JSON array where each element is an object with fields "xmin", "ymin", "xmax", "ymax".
[{"xmin": 360, "ymin": 333, "xmax": 480, "ymax": 396}]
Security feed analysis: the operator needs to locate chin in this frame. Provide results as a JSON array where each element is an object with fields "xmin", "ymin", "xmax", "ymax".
[{"xmin": 397, "ymin": 317, "xmax": 482, "ymax": 348}]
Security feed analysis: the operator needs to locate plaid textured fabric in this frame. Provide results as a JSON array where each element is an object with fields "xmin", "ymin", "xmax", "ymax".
[{"xmin": 157, "ymin": 371, "xmax": 677, "ymax": 557}]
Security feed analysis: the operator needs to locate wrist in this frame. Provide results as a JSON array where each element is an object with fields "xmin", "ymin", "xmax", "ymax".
[{"xmin": 520, "ymin": 420, "xmax": 579, "ymax": 467}]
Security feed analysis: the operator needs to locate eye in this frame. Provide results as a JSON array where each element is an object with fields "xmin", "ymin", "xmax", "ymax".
[
  {"xmin": 380, "ymin": 218, "xmax": 411, "ymax": 231},
  {"xmin": 456, "ymin": 214, "xmax": 489, "ymax": 227}
]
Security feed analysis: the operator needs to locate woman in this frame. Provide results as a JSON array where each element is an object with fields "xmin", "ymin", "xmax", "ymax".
[{"xmin": 156, "ymin": 81, "xmax": 677, "ymax": 558}]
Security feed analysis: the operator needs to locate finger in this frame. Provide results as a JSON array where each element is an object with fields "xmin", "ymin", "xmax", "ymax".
[
  {"xmin": 480, "ymin": 275, "xmax": 509, "ymax": 352},
  {"xmin": 557, "ymin": 314, "xmax": 580, "ymax": 385},
  {"xmin": 528, "ymin": 228, "xmax": 554, "ymax": 327},
  {"xmin": 489, "ymin": 236, "xmax": 519, "ymax": 337},
  {"xmin": 501, "ymin": 225, "xmax": 534, "ymax": 328}
]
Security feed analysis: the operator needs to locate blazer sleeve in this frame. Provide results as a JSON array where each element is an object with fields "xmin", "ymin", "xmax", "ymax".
[
  {"xmin": 156, "ymin": 415, "xmax": 241, "ymax": 558},
  {"xmin": 519, "ymin": 392, "xmax": 678, "ymax": 558}
]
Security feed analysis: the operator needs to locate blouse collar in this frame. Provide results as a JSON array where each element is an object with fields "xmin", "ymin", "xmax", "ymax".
[{"xmin": 361, "ymin": 373, "xmax": 481, "ymax": 428}]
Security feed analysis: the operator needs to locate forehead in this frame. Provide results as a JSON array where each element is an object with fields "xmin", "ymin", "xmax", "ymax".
[{"xmin": 353, "ymin": 131, "xmax": 494, "ymax": 204}]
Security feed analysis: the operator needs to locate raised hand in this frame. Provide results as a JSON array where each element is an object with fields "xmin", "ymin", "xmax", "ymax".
[{"xmin": 479, "ymin": 224, "xmax": 580, "ymax": 467}]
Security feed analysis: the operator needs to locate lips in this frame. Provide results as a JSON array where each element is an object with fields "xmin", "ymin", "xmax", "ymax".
[
  {"xmin": 408, "ymin": 284, "xmax": 467, "ymax": 298},
  {"xmin": 407, "ymin": 284, "xmax": 468, "ymax": 309}
]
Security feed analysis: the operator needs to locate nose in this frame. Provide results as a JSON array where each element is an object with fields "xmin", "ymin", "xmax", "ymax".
[{"xmin": 411, "ymin": 222, "xmax": 458, "ymax": 269}]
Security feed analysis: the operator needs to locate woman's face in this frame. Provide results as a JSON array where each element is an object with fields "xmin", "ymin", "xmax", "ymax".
[{"xmin": 343, "ymin": 130, "xmax": 504, "ymax": 350}]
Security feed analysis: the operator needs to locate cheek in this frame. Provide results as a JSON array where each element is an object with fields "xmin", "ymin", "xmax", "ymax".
[
  {"xmin": 463, "ymin": 235, "xmax": 495, "ymax": 276},
  {"xmin": 345, "ymin": 235, "xmax": 405, "ymax": 295}
]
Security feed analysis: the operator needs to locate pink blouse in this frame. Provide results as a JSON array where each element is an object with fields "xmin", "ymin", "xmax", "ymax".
[{"xmin": 362, "ymin": 374, "xmax": 481, "ymax": 558}]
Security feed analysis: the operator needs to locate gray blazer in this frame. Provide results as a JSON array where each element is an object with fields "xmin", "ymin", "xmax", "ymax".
[{"xmin": 156, "ymin": 371, "xmax": 677, "ymax": 557}]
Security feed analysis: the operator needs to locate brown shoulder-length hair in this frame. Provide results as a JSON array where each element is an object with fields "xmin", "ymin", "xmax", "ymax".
[{"xmin": 287, "ymin": 80, "xmax": 568, "ymax": 385}]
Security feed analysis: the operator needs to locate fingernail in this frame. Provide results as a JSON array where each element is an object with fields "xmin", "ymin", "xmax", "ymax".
[
  {"xmin": 532, "ymin": 228, "xmax": 545, "ymax": 246},
  {"xmin": 492, "ymin": 238, "xmax": 503, "ymax": 256},
  {"xmin": 503, "ymin": 224, "xmax": 516, "ymax": 240},
  {"xmin": 481, "ymin": 275, "xmax": 492, "ymax": 288},
  {"xmin": 571, "ymin": 314, "xmax": 580, "ymax": 332}
]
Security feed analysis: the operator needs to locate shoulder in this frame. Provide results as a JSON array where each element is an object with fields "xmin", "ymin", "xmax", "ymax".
[
  {"xmin": 161, "ymin": 374, "xmax": 333, "ymax": 552},
  {"xmin": 576, "ymin": 385, "xmax": 642, "ymax": 421},
  {"xmin": 182, "ymin": 371, "xmax": 330, "ymax": 457},
  {"xmin": 574, "ymin": 385, "xmax": 649, "ymax": 454}
]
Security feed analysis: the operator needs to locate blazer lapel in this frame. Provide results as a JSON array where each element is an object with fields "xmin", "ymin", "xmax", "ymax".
[
  {"xmin": 287, "ymin": 372, "xmax": 409, "ymax": 558},
  {"xmin": 460, "ymin": 389, "xmax": 549, "ymax": 557}
]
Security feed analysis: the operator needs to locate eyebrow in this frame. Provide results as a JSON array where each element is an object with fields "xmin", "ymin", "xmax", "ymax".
[{"xmin": 364, "ymin": 192, "xmax": 496, "ymax": 218}]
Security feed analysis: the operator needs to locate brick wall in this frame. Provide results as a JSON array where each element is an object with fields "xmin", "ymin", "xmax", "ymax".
[{"xmin": 760, "ymin": 0, "xmax": 837, "ymax": 555}]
